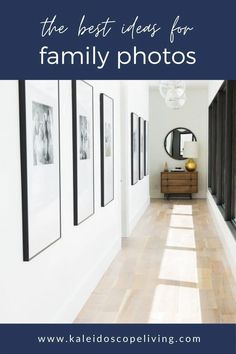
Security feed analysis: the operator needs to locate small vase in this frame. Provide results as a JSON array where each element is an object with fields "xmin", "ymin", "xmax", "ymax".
[{"xmin": 164, "ymin": 162, "xmax": 168, "ymax": 172}]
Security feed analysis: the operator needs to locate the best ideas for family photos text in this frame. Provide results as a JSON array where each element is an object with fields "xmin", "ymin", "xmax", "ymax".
[{"xmin": 39, "ymin": 15, "xmax": 196, "ymax": 69}]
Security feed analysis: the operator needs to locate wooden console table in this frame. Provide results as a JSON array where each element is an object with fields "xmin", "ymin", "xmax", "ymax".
[{"xmin": 161, "ymin": 171, "xmax": 198, "ymax": 199}]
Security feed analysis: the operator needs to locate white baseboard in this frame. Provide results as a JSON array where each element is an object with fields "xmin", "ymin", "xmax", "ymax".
[
  {"xmin": 52, "ymin": 237, "xmax": 121, "ymax": 323},
  {"xmin": 127, "ymin": 197, "xmax": 150, "ymax": 236},
  {"xmin": 207, "ymin": 191, "xmax": 236, "ymax": 281},
  {"xmin": 150, "ymin": 191, "xmax": 161, "ymax": 198}
]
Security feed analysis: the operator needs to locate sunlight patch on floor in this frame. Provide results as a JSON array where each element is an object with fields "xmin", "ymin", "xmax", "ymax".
[
  {"xmin": 170, "ymin": 214, "xmax": 194, "ymax": 229},
  {"xmin": 151, "ymin": 203, "xmax": 200, "ymax": 322},
  {"xmin": 159, "ymin": 249, "xmax": 198, "ymax": 283},
  {"xmin": 172, "ymin": 204, "xmax": 193, "ymax": 215},
  {"xmin": 149, "ymin": 284, "xmax": 202, "ymax": 323},
  {"xmin": 166, "ymin": 228, "xmax": 196, "ymax": 249}
]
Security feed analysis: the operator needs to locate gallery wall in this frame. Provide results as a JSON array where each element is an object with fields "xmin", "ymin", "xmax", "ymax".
[
  {"xmin": 0, "ymin": 80, "xmax": 122, "ymax": 323},
  {"xmin": 149, "ymin": 85, "xmax": 208, "ymax": 199},
  {"xmin": 120, "ymin": 81, "xmax": 150, "ymax": 236}
]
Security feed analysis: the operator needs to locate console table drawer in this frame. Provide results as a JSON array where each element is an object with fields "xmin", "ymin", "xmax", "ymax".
[
  {"xmin": 162, "ymin": 186, "xmax": 196, "ymax": 194},
  {"xmin": 162, "ymin": 173, "xmax": 194, "ymax": 180},
  {"xmin": 162, "ymin": 179, "xmax": 198, "ymax": 186}
]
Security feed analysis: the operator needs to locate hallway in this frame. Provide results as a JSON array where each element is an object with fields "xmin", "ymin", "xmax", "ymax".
[{"xmin": 75, "ymin": 199, "xmax": 236, "ymax": 323}]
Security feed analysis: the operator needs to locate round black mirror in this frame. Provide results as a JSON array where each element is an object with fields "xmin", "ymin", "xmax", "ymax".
[{"xmin": 164, "ymin": 127, "xmax": 197, "ymax": 160}]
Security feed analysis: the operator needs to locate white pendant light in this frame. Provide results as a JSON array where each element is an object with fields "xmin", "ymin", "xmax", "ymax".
[
  {"xmin": 159, "ymin": 80, "xmax": 186, "ymax": 99},
  {"xmin": 159, "ymin": 80, "xmax": 187, "ymax": 109},
  {"xmin": 165, "ymin": 89, "xmax": 186, "ymax": 109},
  {"xmin": 173, "ymin": 80, "xmax": 186, "ymax": 97},
  {"xmin": 159, "ymin": 80, "xmax": 175, "ymax": 98}
]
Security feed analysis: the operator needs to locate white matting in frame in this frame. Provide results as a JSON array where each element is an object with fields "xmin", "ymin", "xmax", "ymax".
[
  {"xmin": 144, "ymin": 120, "xmax": 149, "ymax": 176},
  {"xmin": 139, "ymin": 117, "xmax": 145, "ymax": 180},
  {"xmin": 131, "ymin": 112, "xmax": 139, "ymax": 185},
  {"xmin": 100, "ymin": 93, "xmax": 114, "ymax": 206}
]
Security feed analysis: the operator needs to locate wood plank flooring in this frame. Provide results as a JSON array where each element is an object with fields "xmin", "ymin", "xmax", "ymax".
[{"xmin": 74, "ymin": 199, "xmax": 236, "ymax": 323}]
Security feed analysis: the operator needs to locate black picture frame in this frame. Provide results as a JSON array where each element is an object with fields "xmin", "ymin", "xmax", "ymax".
[
  {"xmin": 72, "ymin": 80, "xmax": 95, "ymax": 225},
  {"xmin": 100, "ymin": 93, "xmax": 114, "ymax": 207},
  {"xmin": 144, "ymin": 120, "xmax": 149, "ymax": 176},
  {"xmin": 19, "ymin": 80, "xmax": 61, "ymax": 261},
  {"xmin": 139, "ymin": 117, "xmax": 145, "ymax": 180},
  {"xmin": 131, "ymin": 112, "xmax": 139, "ymax": 185}
]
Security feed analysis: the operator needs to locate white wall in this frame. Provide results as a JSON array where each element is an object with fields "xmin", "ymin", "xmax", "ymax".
[
  {"xmin": 0, "ymin": 80, "xmax": 122, "ymax": 323},
  {"xmin": 120, "ymin": 81, "xmax": 150, "ymax": 236},
  {"xmin": 207, "ymin": 192, "xmax": 236, "ymax": 281},
  {"xmin": 208, "ymin": 80, "xmax": 223, "ymax": 104},
  {"xmin": 0, "ymin": 79, "xmax": 151, "ymax": 323},
  {"xmin": 149, "ymin": 86, "xmax": 208, "ymax": 198}
]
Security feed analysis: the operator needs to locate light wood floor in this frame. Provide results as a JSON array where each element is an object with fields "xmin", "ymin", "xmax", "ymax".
[{"xmin": 74, "ymin": 199, "xmax": 236, "ymax": 323}]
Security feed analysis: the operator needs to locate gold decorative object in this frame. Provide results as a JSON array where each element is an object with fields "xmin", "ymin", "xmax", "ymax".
[
  {"xmin": 183, "ymin": 141, "xmax": 198, "ymax": 172},
  {"xmin": 185, "ymin": 158, "xmax": 197, "ymax": 172}
]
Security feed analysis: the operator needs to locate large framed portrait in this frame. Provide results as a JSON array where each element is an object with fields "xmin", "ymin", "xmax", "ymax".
[
  {"xmin": 144, "ymin": 120, "xmax": 149, "ymax": 176},
  {"xmin": 139, "ymin": 117, "xmax": 145, "ymax": 180},
  {"xmin": 19, "ymin": 80, "xmax": 61, "ymax": 261},
  {"xmin": 72, "ymin": 80, "xmax": 94, "ymax": 225},
  {"xmin": 131, "ymin": 113, "xmax": 139, "ymax": 185},
  {"xmin": 100, "ymin": 93, "xmax": 114, "ymax": 207}
]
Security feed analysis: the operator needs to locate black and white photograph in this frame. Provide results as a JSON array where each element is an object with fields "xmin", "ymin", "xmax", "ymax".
[
  {"xmin": 105, "ymin": 122, "xmax": 112, "ymax": 156},
  {"xmin": 79, "ymin": 114, "xmax": 90, "ymax": 160},
  {"xmin": 32, "ymin": 101, "xmax": 54, "ymax": 165},
  {"xmin": 100, "ymin": 93, "xmax": 114, "ymax": 206},
  {"xmin": 19, "ymin": 80, "xmax": 61, "ymax": 261},
  {"xmin": 72, "ymin": 80, "xmax": 94, "ymax": 224},
  {"xmin": 139, "ymin": 117, "xmax": 144, "ymax": 180},
  {"xmin": 144, "ymin": 120, "xmax": 149, "ymax": 176},
  {"xmin": 131, "ymin": 112, "xmax": 139, "ymax": 185}
]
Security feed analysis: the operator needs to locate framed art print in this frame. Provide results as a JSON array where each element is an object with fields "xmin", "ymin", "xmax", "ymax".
[
  {"xmin": 139, "ymin": 117, "xmax": 145, "ymax": 180},
  {"xmin": 100, "ymin": 93, "xmax": 114, "ymax": 207},
  {"xmin": 72, "ymin": 80, "xmax": 94, "ymax": 224},
  {"xmin": 144, "ymin": 120, "xmax": 149, "ymax": 176},
  {"xmin": 131, "ymin": 112, "xmax": 139, "ymax": 185},
  {"xmin": 19, "ymin": 80, "xmax": 61, "ymax": 261}
]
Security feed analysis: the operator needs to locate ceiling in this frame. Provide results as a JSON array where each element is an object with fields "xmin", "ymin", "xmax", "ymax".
[{"xmin": 148, "ymin": 80, "xmax": 209, "ymax": 88}]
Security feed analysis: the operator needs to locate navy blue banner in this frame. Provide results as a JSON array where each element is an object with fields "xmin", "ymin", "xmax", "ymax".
[
  {"xmin": 0, "ymin": 324, "xmax": 235, "ymax": 354},
  {"xmin": 1, "ymin": 0, "xmax": 236, "ymax": 79}
]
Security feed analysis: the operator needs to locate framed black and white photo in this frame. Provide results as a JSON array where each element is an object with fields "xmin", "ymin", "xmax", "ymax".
[
  {"xmin": 100, "ymin": 93, "xmax": 114, "ymax": 207},
  {"xmin": 131, "ymin": 113, "xmax": 139, "ymax": 185},
  {"xmin": 72, "ymin": 81, "xmax": 94, "ymax": 224},
  {"xmin": 139, "ymin": 117, "xmax": 145, "ymax": 180},
  {"xmin": 19, "ymin": 80, "xmax": 61, "ymax": 261},
  {"xmin": 144, "ymin": 120, "xmax": 149, "ymax": 176}
]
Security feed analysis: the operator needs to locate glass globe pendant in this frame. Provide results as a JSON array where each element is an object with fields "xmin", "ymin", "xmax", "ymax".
[
  {"xmin": 159, "ymin": 80, "xmax": 175, "ymax": 98},
  {"xmin": 165, "ymin": 89, "xmax": 186, "ymax": 109},
  {"xmin": 173, "ymin": 80, "xmax": 186, "ymax": 97},
  {"xmin": 159, "ymin": 80, "xmax": 186, "ymax": 99}
]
